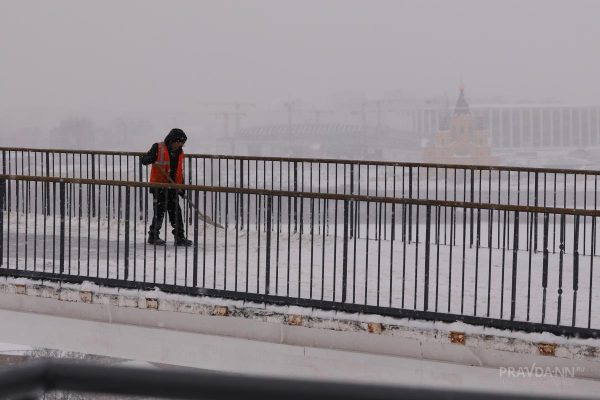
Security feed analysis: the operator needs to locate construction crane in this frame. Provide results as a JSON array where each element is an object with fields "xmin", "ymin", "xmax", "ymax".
[
  {"xmin": 283, "ymin": 100, "xmax": 297, "ymax": 128},
  {"xmin": 205, "ymin": 111, "xmax": 234, "ymax": 137},
  {"xmin": 201, "ymin": 102, "xmax": 256, "ymax": 135},
  {"xmin": 350, "ymin": 99, "xmax": 402, "ymax": 133}
]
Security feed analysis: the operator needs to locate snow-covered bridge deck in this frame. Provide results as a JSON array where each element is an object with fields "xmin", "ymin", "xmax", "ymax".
[{"xmin": 1, "ymin": 174, "xmax": 600, "ymax": 337}]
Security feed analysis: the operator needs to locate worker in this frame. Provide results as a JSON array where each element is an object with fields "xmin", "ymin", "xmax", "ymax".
[{"xmin": 140, "ymin": 128, "xmax": 193, "ymax": 246}]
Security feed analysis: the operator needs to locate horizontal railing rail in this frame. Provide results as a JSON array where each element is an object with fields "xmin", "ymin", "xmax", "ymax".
[
  {"xmin": 3, "ymin": 145, "xmax": 600, "ymax": 175},
  {"xmin": 2, "ymin": 174, "xmax": 600, "ymax": 215},
  {"xmin": 1, "ymin": 174, "xmax": 600, "ymax": 337}
]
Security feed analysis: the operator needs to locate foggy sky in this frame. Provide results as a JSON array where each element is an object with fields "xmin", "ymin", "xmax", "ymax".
[{"xmin": 2, "ymin": 0, "xmax": 600, "ymax": 126}]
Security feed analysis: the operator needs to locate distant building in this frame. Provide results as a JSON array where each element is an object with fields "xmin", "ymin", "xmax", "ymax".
[
  {"xmin": 422, "ymin": 85, "xmax": 498, "ymax": 165},
  {"xmin": 472, "ymin": 103, "xmax": 600, "ymax": 148},
  {"xmin": 405, "ymin": 101, "xmax": 600, "ymax": 149},
  {"xmin": 215, "ymin": 123, "xmax": 420, "ymax": 160}
]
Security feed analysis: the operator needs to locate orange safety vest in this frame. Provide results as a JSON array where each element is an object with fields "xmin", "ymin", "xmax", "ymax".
[{"xmin": 149, "ymin": 142, "xmax": 184, "ymax": 184}]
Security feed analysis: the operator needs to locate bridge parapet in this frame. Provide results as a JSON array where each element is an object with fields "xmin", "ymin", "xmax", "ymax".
[{"xmin": 2, "ymin": 276, "xmax": 600, "ymax": 381}]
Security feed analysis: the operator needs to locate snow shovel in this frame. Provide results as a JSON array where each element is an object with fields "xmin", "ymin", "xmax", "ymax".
[{"xmin": 154, "ymin": 165, "xmax": 224, "ymax": 229}]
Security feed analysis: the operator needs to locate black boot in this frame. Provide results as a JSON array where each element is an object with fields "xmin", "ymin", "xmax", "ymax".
[
  {"xmin": 148, "ymin": 232, "xmax": 166, "ymax": 246},
  {"xmin": 174, "ymin": 236, "xmax": 193, "ymax": 247}
]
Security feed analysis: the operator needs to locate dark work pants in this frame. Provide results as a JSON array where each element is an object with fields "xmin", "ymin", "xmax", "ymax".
[{"xmin": 148, "ymin": 189, "xmax": 185, "ymax": 238}]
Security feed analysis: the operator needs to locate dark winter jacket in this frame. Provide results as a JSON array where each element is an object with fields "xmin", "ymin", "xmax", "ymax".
[
  {"xmin": 140, "ymin": 128, "xmax": 188, "ymax": 182},
  {"xmin": 141, "ymin": 129, "xmax": 188, "ymax": 196}
]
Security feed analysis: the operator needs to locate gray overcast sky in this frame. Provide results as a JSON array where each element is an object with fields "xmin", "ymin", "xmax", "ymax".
[{"xmin": 1, "ymin": 0, "xmax": 600, "ymax": 115}]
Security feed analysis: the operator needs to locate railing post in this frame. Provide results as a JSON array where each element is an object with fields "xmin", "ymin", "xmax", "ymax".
[
  {"xmin": 342, "ymin": 199, "xmax": 349, "ymax": 303},
  {"xmin": 510, "ymin": 211, "xmax": 519, "ymax": 320},
  {"xmin": 408, "ymin": 166, "xmax": 413, "ymax": 242},
  {"xmin": 45, "ymin": 152, "xmax": 51, "ymax": 216},
  {"xmin": 293, "ymin": 161, "xmax": 298, "ymax": 233},
  {"xmin": 91, "ymin": 155, "xmax": 96, "ymax": 218},
  {"xmin": 349, "ymin": 164, "xmax": 354, "ymax": 238},
  {"xmin": 188, "ymin": 157, "xmax": 193, "ymax": 225},
  {"xmin": 59, "ymin": 181, "xmax": 66, "ymax": 274},
  {"xmin": 541, "ymin": 212, "xmax": 549, "ymax": 324},
  {"xmin": 534, "ymin": 171, "xmax": 539, "ymax": 252},
  {"xmin": 470, "ymin": 169, "xmax": 474, "ymax": 248},
  {"xmin": 138, "ymin": 156, "xmax": 144, "ymax": 219},
  {"xmin": 124, "ymin": 186, "xmax": 131, "ymax": 280},
  {"xmin": 424, "ymin": 205, "xmax": 431, "ymax": 311},
  {"xmin": 1, "ymin": 150, "xmax": 5, "ymax": 211},
  {"xmin": 557, "ymin": 213, "xmax": 565, "ymax": 325},
  {"xmin": 0, "ymin": 178, "xmax": 5, "ymax": 266},
  {"xmin": 240, "ymin": 159, "xmax": 244, "ymax": 230},
  {"xmin": 193, "ymin": 190, "xmax": 200, "ymax": 287},
  {"xmin": 572, "ymin": 214, "xmax": 580, "ymax": 327},
  {"xmin": 265, "ymin": 195, "xmax": 272, "ymax": 295}
]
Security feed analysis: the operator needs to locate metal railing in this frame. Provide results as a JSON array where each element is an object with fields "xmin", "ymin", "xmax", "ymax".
[
  {"xmin": 2, "ymin": 147, "xmax": 599, "ymax": 210},
  {"xmin": 3, "ymin": 147, "xmax": 599, "ymax": 260},
  {"xmin": 1, "ymin": 174, "xmax": 599, "ymax": 338},
  {"xmin": 0, "ymin": 360, "xmax": 580, "ymax": 400}
]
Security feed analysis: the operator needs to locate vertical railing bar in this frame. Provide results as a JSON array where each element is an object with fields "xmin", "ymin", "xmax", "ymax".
[
  {"xmin": 192, "ymin": 190, "xmax": 200, "ymax": 287},
  {"xmin": 124, "ymin": 186, "xmax": 131, "ymax": 280},
  {"xmin": 424, "ymin": 205, "xmax": 431, "ymax": 311},
  {"xmin": 297, "ymin": 196, "xmax": 303, "ymax": 298},
  {"xmin": 0, "ymin": 177, "xmax": 4, "ymax": 267},
  {"xmin": 265, "ymin": 195, "xmax": 272, "ymax": 295},
  {"xmin": 256, "ymin": 195, "xmax": 262, "ymax": 293},
  {"xmin": 309, "ymin": 197, "xmax": 314, "ymax": 299},
  {"xmin": 321, "ymin": 198, "xmax": 327, "ymax": 301},
  {"xmin": 222, "ymin": 189, "xmax": 229, "ymax": 290},
  {"xmin": 389, "ymin": 202, "xmax": 396, "ymax": 308},
  {"xmin": 376, "ymin": 202, "xmax": 383, "ymax": 307},
  {"xmin": 587, "ymin": 213, "xmax": 595, "ymax": 329},
  {"xmin": 473, "ymin": 206, "xmax": 481, "ymax": 316},
  {"xmin": 15, "ymin": 180, "xmax": 19, "ymax": 270},
  {"xmin": 364, "ymin": 200, "xmax": 370, "ymax": 305},
  {"xmin": 500, "ymin": 209, "xmax": 507, "ymax": 319},
  {"xmin": 59, "ymin": 181, "xmax": 65, "ymax": 274},
  {"xmin": 205, "ymin": 191, "xmax": 210, "ymax": 289},
  {"xmin": 447, "ymin": 203, "xmax": 455, "ymax": 313},
  {"xmin": 572, "ymin": 214, "xmax": 580, "ymax": 327},
  {"xmin": 541, "ymin": 212, "xmax": 549, "ymax": 324},
  {"xmin": 460, "ymin": 204, "xmax": 467, "ymax": 315},
  {"xmin": 510, "ymin": 211, "xmax": 520, "ymax": 321},
  {"xmin": 142, "ymin": 186, "xmax": 148, "ymax": 283},
  {"xmin": 557, "ymin": 213, "xmax": 565, "ymax": 325},
  {"xmin": 116, "ymin": 185, "xmax": 121, "ymax": 280},
  {"xmin": 276, "ymin": 194, "xmax": 281, "ymax": 296},
  {"xmin": 527, "ymin": 210, "xmax": 534, "ymax": 321},
  {"xmin": 286, "ymin": 196, "xmax": 291, "ymax": 297},
  {"xmin": 342, "ymin": 199, "xmax": 349, "ymax": 304}
]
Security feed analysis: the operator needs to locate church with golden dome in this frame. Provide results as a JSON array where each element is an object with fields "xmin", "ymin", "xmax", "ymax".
[{"xmin": 422, "ymin": 84, "xmax": 499, "ymax": 165}]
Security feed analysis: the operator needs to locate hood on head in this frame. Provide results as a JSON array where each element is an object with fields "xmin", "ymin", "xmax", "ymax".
[{"xmin": 164, "ymin": 128, "xmax": 187, "ymax": 146}]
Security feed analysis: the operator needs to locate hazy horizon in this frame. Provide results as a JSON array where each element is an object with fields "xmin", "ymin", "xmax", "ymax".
[{"xmin": 2, "ymin": 0, "xmax": 600, "ymax": 150}]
